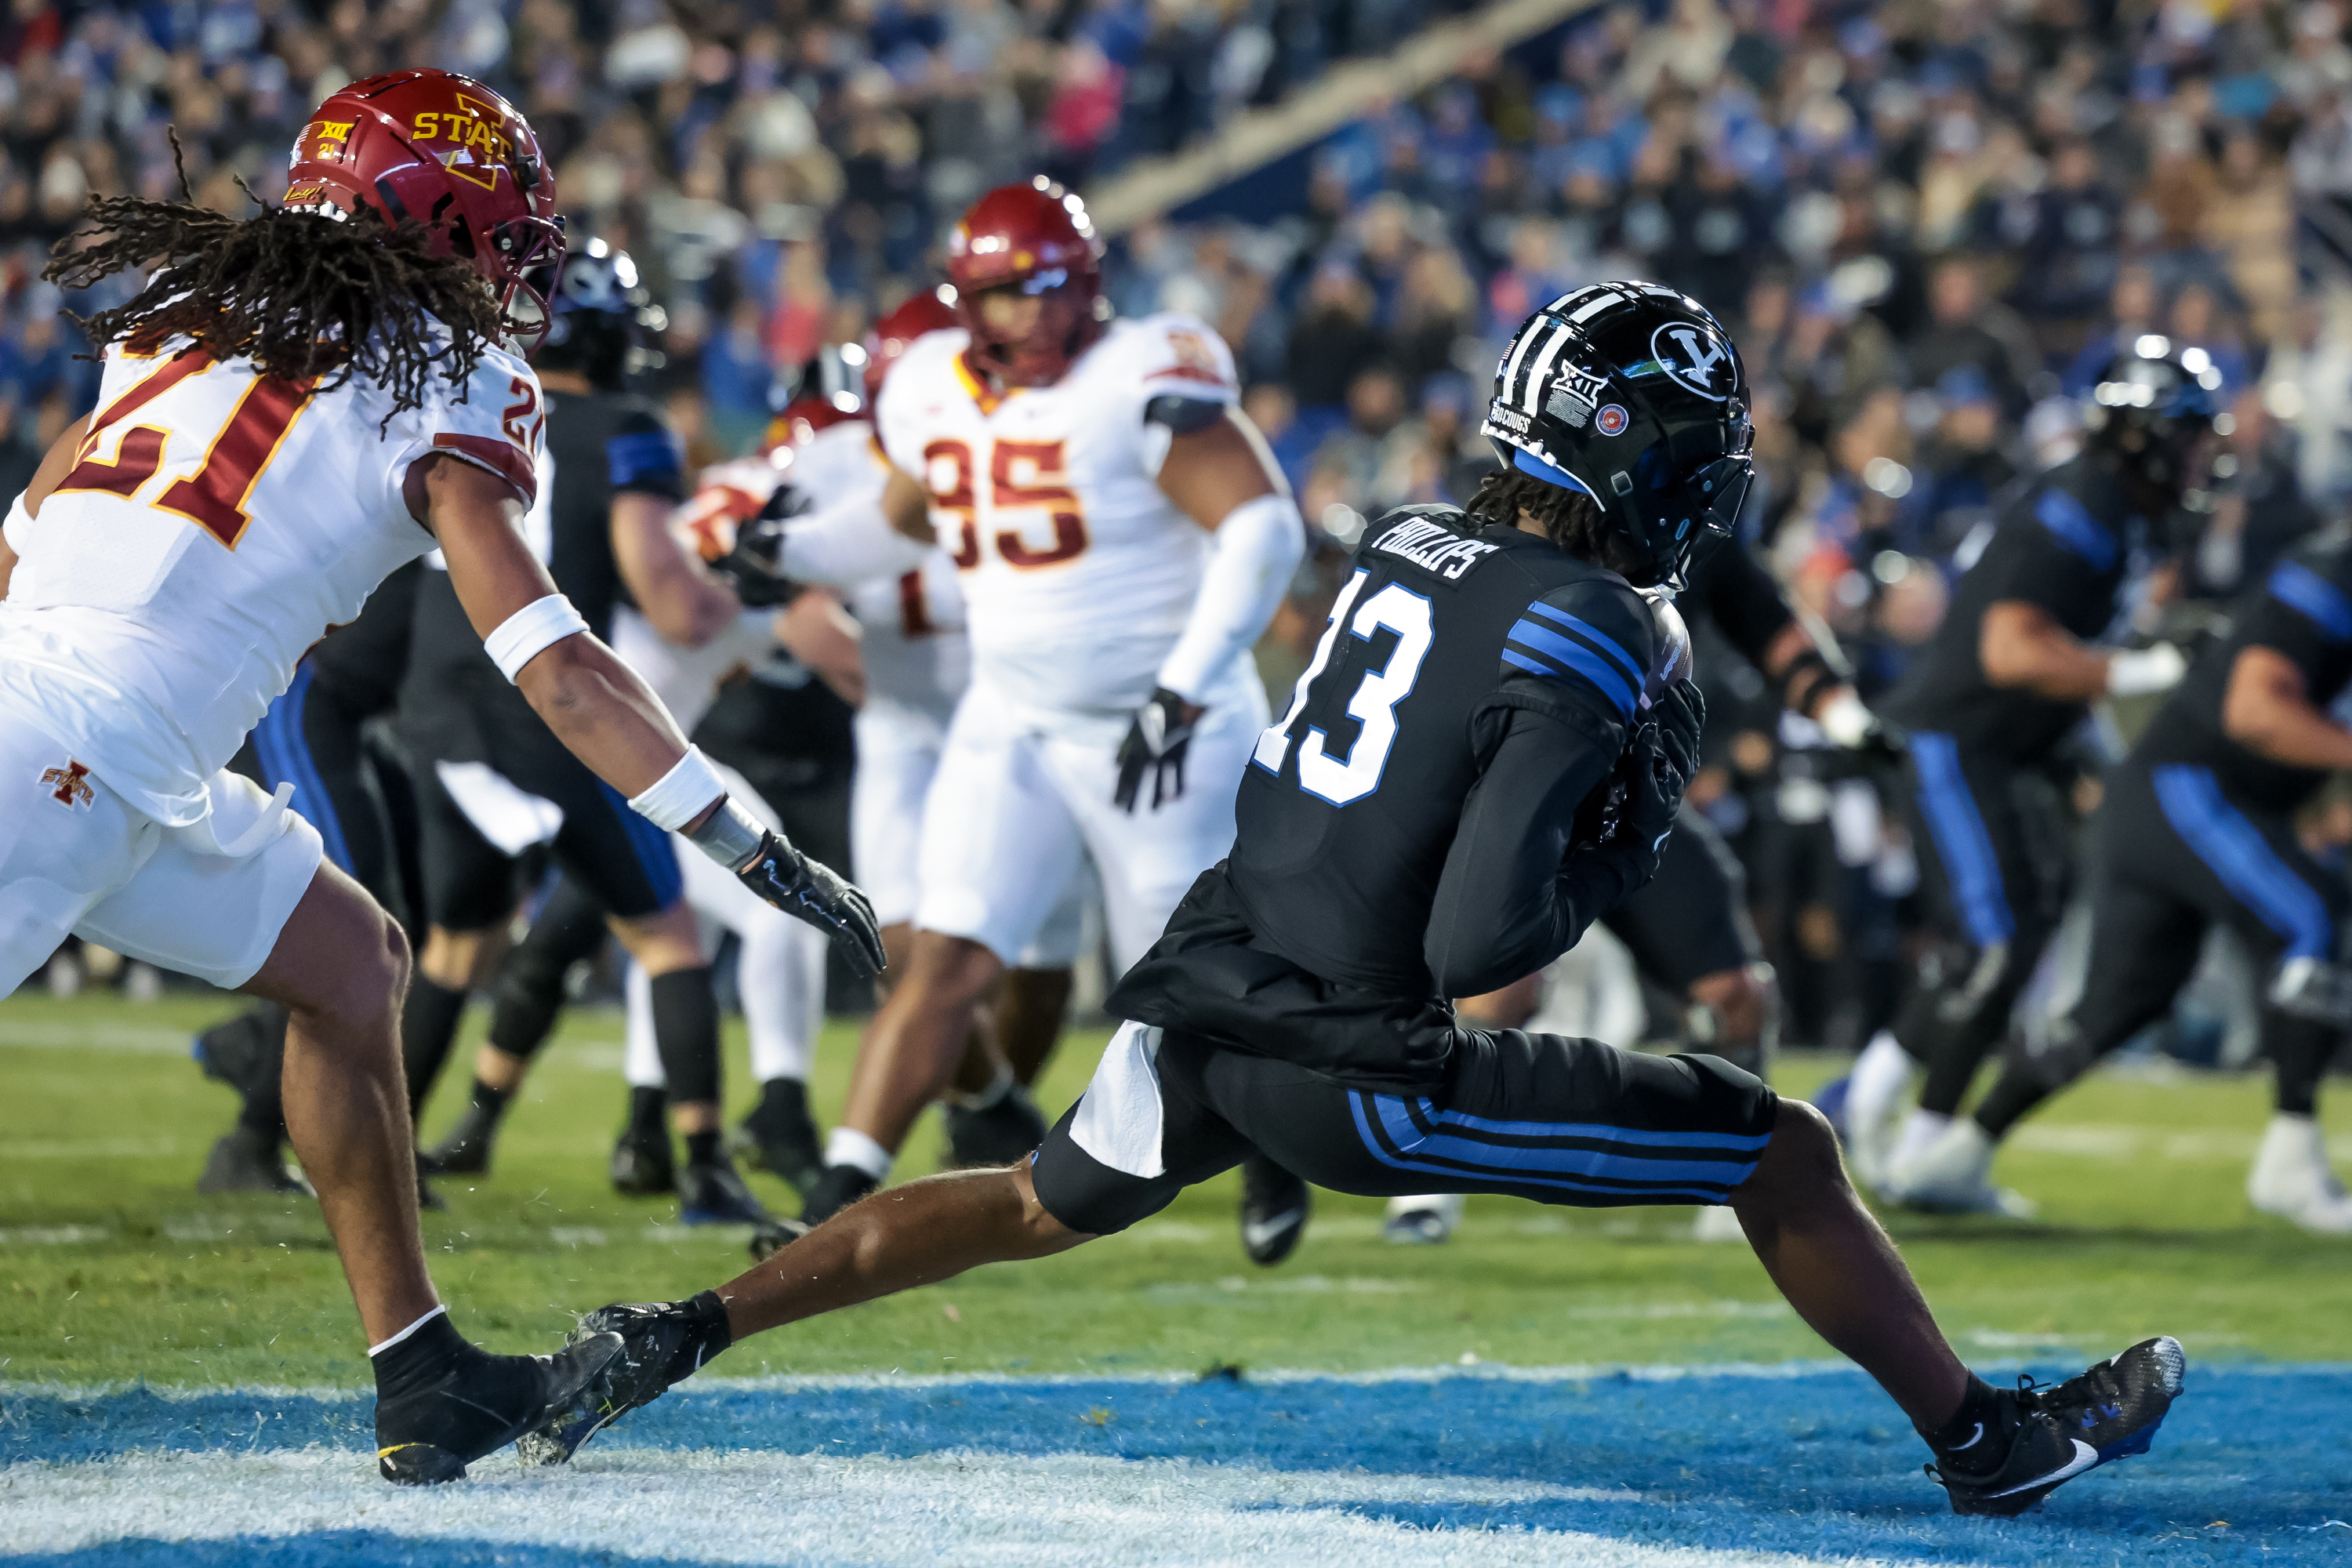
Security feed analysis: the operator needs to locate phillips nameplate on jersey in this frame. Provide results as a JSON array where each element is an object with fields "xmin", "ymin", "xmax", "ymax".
[{"xmin": 1370, "ymin": 515, "xmax": 1500, "ymax": 581}]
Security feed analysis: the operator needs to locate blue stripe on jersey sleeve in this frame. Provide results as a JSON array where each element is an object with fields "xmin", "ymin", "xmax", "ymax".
[
  {"xmin": 2032, "ymin": 488, "xmax": 2117, "ymax": 572},
  {"xmin": 2267, "ymin": 560, "xmax": 2352, "ymax": 644},
  {"xmin": 607, "ymin": 430, "xmax": 683, "ymax": 490},
  {"xmin": 1504, "ymin": 619, "xmax": 1637, "ymax": 717},
  {"xmin": 1522, "ymin": 598, "xmax": 1643, "ymax": 690}
]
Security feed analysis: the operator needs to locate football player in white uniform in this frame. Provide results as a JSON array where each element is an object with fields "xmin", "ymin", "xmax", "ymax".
[
  {"xmin": 0, "ymin": 72, "xmax": 880, "ymax": 1484},
  {"xmin": 712, "ymin": 292, "xmax": 1089, "ymax": 1196},
  {"xmin": 773, "ymin": 180, "xmax": 1305, "ymax": 1225}
]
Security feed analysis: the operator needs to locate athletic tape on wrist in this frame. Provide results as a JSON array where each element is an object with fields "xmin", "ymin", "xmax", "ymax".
[
  {"xmin": 484, "ymin": 593, "xmax": 590, "ymax": 682},
  {"xmin": 629, "ymin": 746, "xmax": 728, "ymax": 831},
  {"xmin": 3, "ymin": 491, "xmax": 30, "ymax": 546},
  {"xmin": 684, "ymin": 796, "xmax": 768, "ymax": 870}
]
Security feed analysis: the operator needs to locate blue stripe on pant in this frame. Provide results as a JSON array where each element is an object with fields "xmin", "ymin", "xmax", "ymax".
[
  {"xmin": 249, "ymin": 663, "xmax": 354, "ymax": 875},
  {"xmin": 1907, "ymin": 730, "xmax": 2015, "ymax": 946},
  {"xmin": 1348, "ymin": 1092, "xmax": 1769, "ymax": 1204},
  {"xmin": 597, "ymin": 781, "xmax": 684, "ymax": 910},
  {"xmin": 2150, "ymin": 764, "xmax": 2334, "ymax": 960}
]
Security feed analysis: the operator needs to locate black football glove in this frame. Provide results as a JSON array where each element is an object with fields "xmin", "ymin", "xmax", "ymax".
[
  {"xmin": 1114, "ymin": 687, "xmax": 1199, "ymax": 812},
  {"xmin": 709, "ymin": 485, "xmax": 813, "ymax": 610},
  {"xmin": 685, "ymin": 798, "xmax": 884, "ymax": 975},
  {"xmin": 1621, "ymin": 678, "xmax": 1703, "ymax": 856},
  {"xmin": 737, "ymin": 829, "xmax": 887, "ymax": 976}
]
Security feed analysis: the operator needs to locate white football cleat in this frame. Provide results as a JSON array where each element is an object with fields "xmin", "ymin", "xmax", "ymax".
[
  {"xmin": 2247, "ymin": 1113, "xmax": 2352, "ymax": 1235},
  {"xmin": 1886, "ymin": 1120, "xmax": 2038, "ymax": 1219},
  {"xmin": 1382, "ymin": 1192, "xmax": 1464, "ymax": 1244},
  {"xmin": 1691, "ymin": 1204, "xmax": 1748, "ymax": 1243},
  {"xmin": 1842, "ymin": 1030, "xmax": 1919, "ymax": 1191}
]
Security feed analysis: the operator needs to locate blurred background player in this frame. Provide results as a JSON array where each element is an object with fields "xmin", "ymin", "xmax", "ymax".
[
  {"xmin": 191, "ymin": 561, "xmax": 425, "ymax": 1194},
  {"xmin": 767, "ymin": 179, "xmax": 1305, "ymax": 1230},
  {"xmin": 714, "ymin": 289, "xmax": 1088, "ymax": 1195},
  {"xmin": 1902, "ymin": 525, "xmax": 2352, "ymax": 1229},
  {"xmin": 416, "ymin": 245, "xmax": 833, "ymax": 1210},
  {"xmin": 1852, "ymin": 344, "xmax": 2221, "ymax": 1211},
  {"xmin": 395, "ymin": 239, "xmax": 775, "ymax": 1226}
]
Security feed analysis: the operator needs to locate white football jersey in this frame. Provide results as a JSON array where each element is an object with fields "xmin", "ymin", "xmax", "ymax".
[
  {"xmin": 873, "ymin": 314, "xmax": 1243, "ymax": 734},
  {"xmin": 0, "ymin": 333, "xmax": 542, "ymax": 824},
  {"xmin": 608, "ymin": 604, "xmax": 774, "ymax": 738},
  {"xmin": 792, "ymin": 420, "xmax": 968, "ymax": 726}
]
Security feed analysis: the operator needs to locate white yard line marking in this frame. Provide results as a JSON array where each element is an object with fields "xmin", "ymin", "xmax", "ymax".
[{"xmin": 0, "ymin": 1447, "xmax": 1886, "ymax": 1568}]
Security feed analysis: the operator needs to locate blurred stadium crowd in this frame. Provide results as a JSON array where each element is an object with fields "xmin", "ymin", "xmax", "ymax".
[{"xmin": 9, "ymin": 0, "xmax": 2352, "ymax": 1058}]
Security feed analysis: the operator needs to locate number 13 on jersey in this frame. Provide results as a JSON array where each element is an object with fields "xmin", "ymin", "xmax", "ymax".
[{"xmin": 1254, "ymin": 568, "xmax": 1434, "ymax": 806}]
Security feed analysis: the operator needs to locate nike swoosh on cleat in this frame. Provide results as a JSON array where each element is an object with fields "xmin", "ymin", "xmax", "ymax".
[
  {"xmin": 1243, "ymin": 1210, "xmax": 1303, "ymax": 1248},
  {"xmin": 1987, "ymin": 1439, "xmax": 2099, "ymax": 1497},
  {"xmin": 1948, "ymin": 1422, "xmax": 1984, "ymax": 1452}
]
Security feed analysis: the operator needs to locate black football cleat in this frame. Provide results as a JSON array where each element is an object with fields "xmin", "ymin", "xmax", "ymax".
[
  {"xmin": 191, "ymin": 1005, "xmax": 285, "ymax": 1100},
  {"xmin": 747, "ymin": 1214, "xmax": 811, "ymax": 1261},
  {"xmin": 800, "ymin": 1163, "xmax": 880, "ymax": 1225},
  {"xmin": 942, "ymin": 1084, "xmax": 1049, "ymax": 1170},
  {"xmin": 677, "ymin": 1158, "xmax": 771, "ymax": 1226},
  {"xmin": 196, "ymin": 1124, "xmax": 314, "ymax": 1196},
  {"xmin": 424, "ymin": 1101, "xmax": 502, "ymax": 1176},
  {"xmin": 1928, "ymin": 1337, "xmax": 2186, "ymax": 1516},
  {"xmin": 728, "ymin": 1079, "xmax": 826, "ymax": 1196},
  {"xmin": 1240, "ymin": 1153, "xmax": 1309, "ymax": 1266},
  {"xmin": 377, "ymin": 1330, "xmax": 623, "ymax": 1484},
  {"xmin": 610, "ymin": 1126, "xmax": 676, "ymax": 1197},
  {"xmin": 516, "ymin": 1292, "xmax": 733, "ymax": 1467}
]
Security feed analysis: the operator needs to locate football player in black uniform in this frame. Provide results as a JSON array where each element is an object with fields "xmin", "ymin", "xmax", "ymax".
[
  {"xmin": 1853, "ymin": 344, "xmax": 2220, "ymax": 1210},
  {"xmin": 521, "ymin": 289, "xmax": 2184, "ymax": 1519},
  {"xmin": 1900, "ymin": 528, "xmax": 2352, "ymax": 1229},
  {"xmin": 193, "ymin": 561, "xmax": 424, "ymax": 1192},
  {"xmin": 397, "ymin": 243, "xmax": 771, "ymax": 1224}
]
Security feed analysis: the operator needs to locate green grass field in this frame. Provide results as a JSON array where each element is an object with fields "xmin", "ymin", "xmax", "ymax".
[{"xmin": 4, "ymin": 989, "xmax": 2350, "ymax": 1390}]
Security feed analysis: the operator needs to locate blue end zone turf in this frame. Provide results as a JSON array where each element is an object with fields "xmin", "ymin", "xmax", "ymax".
[{"xmin": 6, "ymin": 1364, "xmax": 2350, "ymax": 1565}]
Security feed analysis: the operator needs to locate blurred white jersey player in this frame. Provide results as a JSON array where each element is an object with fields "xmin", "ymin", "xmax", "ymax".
[{"xmin": 769, "ymin": 179, "xmax": 1305, "ymax": 1225}]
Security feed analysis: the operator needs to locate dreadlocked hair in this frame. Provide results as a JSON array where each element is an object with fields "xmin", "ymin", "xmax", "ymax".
[
  {"xmin": 45, "ymin": 196, "xmax": 507, "ymax": 422},
  {"xmin": 1467, "ymin": 465, "xmax": 1646, "ymax": 568}
]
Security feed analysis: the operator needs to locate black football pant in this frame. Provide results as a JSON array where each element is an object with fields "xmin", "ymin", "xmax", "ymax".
[
  {"xmin": 1973, "ymin": 757, "xmax": 2347, "ymax": 1138},
  {"xmin": 212, "ymin": 663, "xmax": 419, "ymax": 1138},
  {"xmin": 1032, "ymin": 1025, "xmax": 1778, "ymax": 1237},
  {"xmin": 1894, "ymin": 733, "xmax": 2071, "ymax": 1117}
]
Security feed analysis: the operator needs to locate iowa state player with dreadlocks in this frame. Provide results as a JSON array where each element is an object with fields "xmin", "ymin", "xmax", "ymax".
[{"xmin": 0, "ymin": 71, "xmax": 881, "ymax": 1483}]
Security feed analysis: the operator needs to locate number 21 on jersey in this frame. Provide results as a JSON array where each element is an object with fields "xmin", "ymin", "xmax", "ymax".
[
  {"xmin": 1254, "ymin": 568, "xmax": 1434, "ymax": 806},
  {"xmin": 55, "ymin": 349, "xmax": 315, "ymax": 550}
]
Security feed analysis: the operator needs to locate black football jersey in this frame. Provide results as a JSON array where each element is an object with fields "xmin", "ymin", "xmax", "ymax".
[
  {"xmin": 2138, "ymin": 526, "xmax": 2352, "ymax": 811},
  {"xmin": 404, "ymin": 389, "xmax": 684, "ymax": 736},
  {"xmin": 307, "ymin": 557, "xmax": 420, "ymax": 718},
  {"xmin": 1886, "ymin": 457, "xmax": 2137, "ymax": 763},
  {"xmin": 1228, "ymin": 504, "xmax": 1661, "ymax": 993}
]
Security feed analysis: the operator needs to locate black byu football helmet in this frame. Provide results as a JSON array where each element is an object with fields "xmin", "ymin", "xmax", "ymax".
[{"xmin": 1480, "ymin": 283, "xmax": 1755, "ymax": 590}]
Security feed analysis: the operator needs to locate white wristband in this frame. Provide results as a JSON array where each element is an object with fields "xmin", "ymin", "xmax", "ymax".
[
  {"xmin": 629, "ymin": 745, "xmax": 727, "ymax": 831},
  {"xmin": 484, "ymin": 593, "xmax": 590, "ymax": 682},
  {"xmin": 2107, "ymin": 642, "xmax": 2187, "ymax": 698},
  {"xmin": 4, "ymin": 491, "xmax": 31, "ymax": 549}
]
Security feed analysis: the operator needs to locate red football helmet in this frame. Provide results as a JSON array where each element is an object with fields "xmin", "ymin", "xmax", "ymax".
[
  {"xmin": 864, "ymin": 285, "xmax": 960, "ymax": 402},
  {"xmin": 283, "ymin": 70, "xmax": 564, "ymax": 332},
  {"xmin": 763, "ymin": 395, "xmax": 862, "ymax": 453},
  {"xmin": 945, "ymin": 178, "xmax": 1106, "ymax": 388}
]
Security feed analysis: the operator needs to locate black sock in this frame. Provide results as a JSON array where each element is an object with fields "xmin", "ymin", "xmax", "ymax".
[
  {"xmin": 684, "ymin": 1129, "xmax": 721, "ymax": 1167},
  {"xmin": 372, "ymin": 1309, "xmax": 471, "ymax": 1396},
  {"xmin": 469, "ymin": 1079, "xmax": 510, "ymax": 1120},
  {"xmin": 629, "ymin": 1085, "xmax": 669, "ymax": 1136},
  {"xmin": 371, "ymin": 1309, "xmax": 546, "ymax": 1472},
  {"xmin": 753, "ymin": 1076, "xmax": 811, "ymax": 1125},
  {"xmin": 650, "ymin": 967, "xmax": 721, "ymax": 1106},
  {"xmin": 1921, "ymin": 1374, "xmax": 2008, "ymax": 1473},
  {"xmin": 400, "ymin": 976, "xmax": 470, "ymax": 1120},
  {"xmin": 2269, "ymin": 1012, "xmax": 2334, "ymax": 1117},
  {"xmin": 1972, "ymin": 1068, "xmax": 2053, "ymax": 1142}
]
